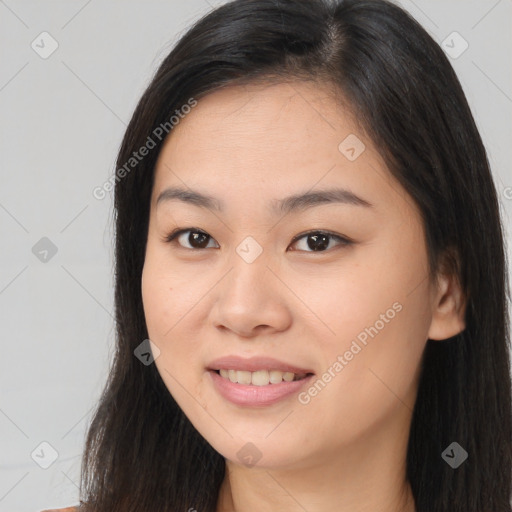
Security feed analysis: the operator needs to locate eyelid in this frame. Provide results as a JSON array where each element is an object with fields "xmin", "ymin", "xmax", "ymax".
[
  {"xmin": 289, "ymin": 229, "xmax": 354, "ymax": 248},
  {"xmin": 163, "ymin": 227, "xmax": 219, "ymax": 247},
  {"xmin": 163, "ymin": 227, "xmax": 354, "ymax": 252}
]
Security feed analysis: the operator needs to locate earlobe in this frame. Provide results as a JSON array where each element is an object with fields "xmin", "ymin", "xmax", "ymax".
[{"xmin": 427, "ymin": 271, "xmax": 467, "ymax": 341}]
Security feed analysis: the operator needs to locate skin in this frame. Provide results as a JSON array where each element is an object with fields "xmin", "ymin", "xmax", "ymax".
[{"xmin": 141, "ymin": 80, "xmax": 466, "ymax": 512}]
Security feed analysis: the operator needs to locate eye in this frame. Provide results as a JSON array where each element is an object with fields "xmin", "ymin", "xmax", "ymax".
[
  {"xmin": 164, "ymin": 228, "xmax": 219, "ymax": 249},
  {"xmin": 163, "ymin": 228, "xmax": 353, "ymax": 252},
  {"xmin": 289, "ymin": 230, "xmax": 353, "ymax": 252}
]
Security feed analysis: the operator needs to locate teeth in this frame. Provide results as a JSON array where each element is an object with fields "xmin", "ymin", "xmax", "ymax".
[
  {"xmin": 251, "ymin": 370, "xmax": 269, "ymax": 386},
  {"xmin": 283, "ymin": 372, "xmax": 294, "ymax": 382},
  {"xmin": 237, "ymin": 370, "xmax": 252, "ymax": 385},
  {"xmin": 218, "ymin": 368, "xmax": 306, "ymax": 385},
  {"xmin": 269, "ymin": 370, "xmax": 284, "ymax": 384}
]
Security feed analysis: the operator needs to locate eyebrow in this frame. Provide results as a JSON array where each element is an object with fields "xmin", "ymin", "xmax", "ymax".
[{"xmin": 155, "ymin": 186, "xmax": 374, "ymax": 215}]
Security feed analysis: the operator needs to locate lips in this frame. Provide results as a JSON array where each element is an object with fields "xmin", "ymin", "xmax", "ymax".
[
  {"xmin": 206, "ymin": 356, "xmax": 315, "ymax": 406},
  {"xmin": 208, "ymin": 367, "xmax": 315, "ymax": 407}
]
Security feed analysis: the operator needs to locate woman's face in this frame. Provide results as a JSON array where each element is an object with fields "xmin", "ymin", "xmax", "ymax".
[{"xmin": 141, "ymin": 80, "xmax": 457, "ymax": 469}]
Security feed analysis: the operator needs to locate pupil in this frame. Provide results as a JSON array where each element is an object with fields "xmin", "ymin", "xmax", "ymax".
[
  {"xmin": 190, "ymin": 231, "xmax": 209, "ymax": 248},
  {"xmin": 308, "ymin": 234, "xmax": 329, "ymax": 251}
]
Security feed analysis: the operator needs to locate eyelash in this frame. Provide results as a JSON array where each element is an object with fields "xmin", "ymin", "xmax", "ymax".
[{"xmin": 162, "ymin": 227, "xmax": 353, "ymax": 253}]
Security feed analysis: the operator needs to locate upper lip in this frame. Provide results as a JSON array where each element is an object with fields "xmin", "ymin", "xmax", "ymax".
[{"xmin": 207, "ymin": 355, "xmax": 315, "ymax": 375}]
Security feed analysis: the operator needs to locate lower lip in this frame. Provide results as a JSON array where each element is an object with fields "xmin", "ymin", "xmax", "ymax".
[{"xmin": 208, "ymin": 370, "xmax": 314, "ymax": 407}]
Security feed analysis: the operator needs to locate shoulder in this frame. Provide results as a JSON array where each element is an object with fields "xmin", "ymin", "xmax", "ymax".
[{"xmin": 40, "ymin": 507, "xmax": 79, "ymax": 512}]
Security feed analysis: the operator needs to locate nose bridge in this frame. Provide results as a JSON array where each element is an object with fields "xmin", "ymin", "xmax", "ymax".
[
  {"xmin": 211, "ymin": 238, "xmax": 291, "ymax": 335},
  {"xmin": 227, "ymin": 238, "xmax": 274, "ymax": 303}
]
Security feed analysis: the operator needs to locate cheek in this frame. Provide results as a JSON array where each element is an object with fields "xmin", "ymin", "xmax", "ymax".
[
  {"xmin": 141, "ymin": 251, "xmax": 207, "ymax": 398},
  {"xmin": 305, "ymin": 244, "xmax": 430, "ymax": 407},
  {"xmin": 141, "ymin": 248, "xmax": 201, "ymax": 340},
  {"xmin": 296, "ymin": 301, "xmax": 428, "ymax": 447}
]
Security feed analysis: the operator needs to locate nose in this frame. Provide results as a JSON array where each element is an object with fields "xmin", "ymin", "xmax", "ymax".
[{"xmin": 210, "ymin": 255, "xmax": 292, "ymax": 338}]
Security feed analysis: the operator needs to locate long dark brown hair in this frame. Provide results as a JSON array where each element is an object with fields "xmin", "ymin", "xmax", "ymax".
[{"xmin": 78, "ymin": 0, "xmax": 512, "ymax": 510}]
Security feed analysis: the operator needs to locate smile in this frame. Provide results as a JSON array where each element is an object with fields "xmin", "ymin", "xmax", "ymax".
[{"xmin": 208, "ymin": 370, "xmax": 314, "ymax": 407}]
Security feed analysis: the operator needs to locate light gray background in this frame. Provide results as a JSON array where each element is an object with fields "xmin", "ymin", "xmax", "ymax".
[{"xmin": 0, "ymin": 1, "xmax": 511, "ymax": 510}]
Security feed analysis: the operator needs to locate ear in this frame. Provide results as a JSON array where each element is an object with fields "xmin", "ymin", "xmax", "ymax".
[{"xmin": 428, "ymin": 251, "xmax": 467, "ymax": 341}]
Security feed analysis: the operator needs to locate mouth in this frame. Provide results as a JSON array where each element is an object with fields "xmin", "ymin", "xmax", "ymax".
[
  {"xmin": 211, "ymin": 368, "xmax": 314, "ymax": 386},
  {"xmin": 206, "ymin": 356, "xmax": 315, "ymax": 406}
]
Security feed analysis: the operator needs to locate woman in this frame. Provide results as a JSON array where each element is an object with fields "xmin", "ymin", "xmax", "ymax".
[{"xmin": 43, "ymin": 0, "xmax": 512, "ymax": 510}]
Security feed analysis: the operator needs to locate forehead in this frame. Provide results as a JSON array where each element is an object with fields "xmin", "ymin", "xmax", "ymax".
[
  {"xmin": 162, "ymin": 80, "xmax": 354, "ymax": 150},
  {"xmin": 151, "ymin": 80, "xmax": 408, "ymax": 218}
]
